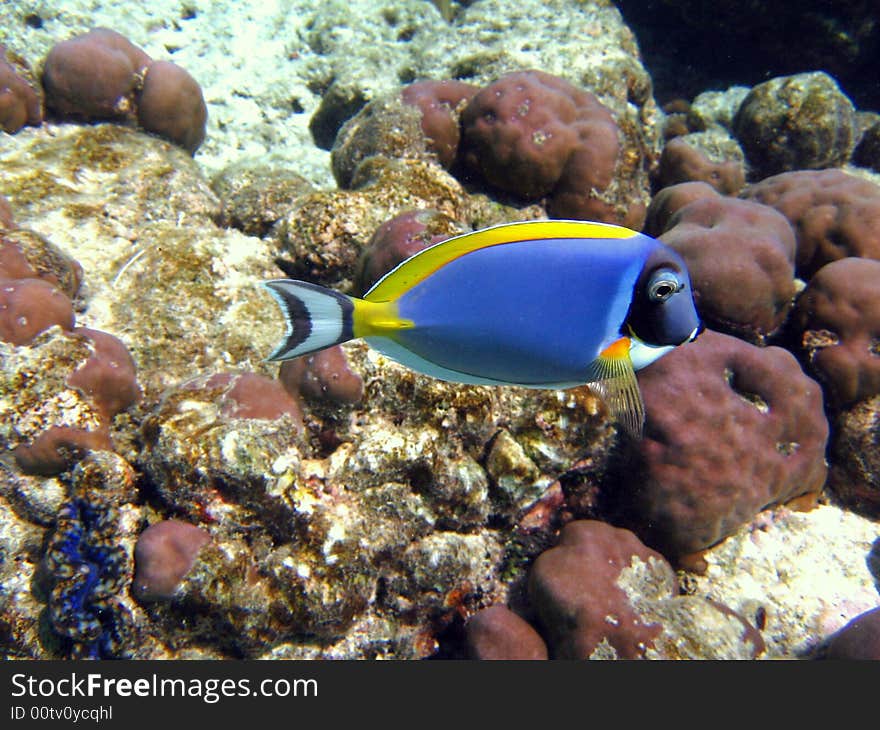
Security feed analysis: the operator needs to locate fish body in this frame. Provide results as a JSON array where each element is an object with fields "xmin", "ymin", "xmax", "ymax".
[{"xmin": 262, "ymin": 220, "xmax": 702, "ymax": 436}]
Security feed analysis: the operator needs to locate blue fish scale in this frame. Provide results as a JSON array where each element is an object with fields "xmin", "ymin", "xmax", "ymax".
[
  {"xmin": 46, "ymin": 497, "xmax": 131, "ymax": 659},
  {"xmin": 395, "ymin": 236, "xmax": 648, "ymax": 384}
]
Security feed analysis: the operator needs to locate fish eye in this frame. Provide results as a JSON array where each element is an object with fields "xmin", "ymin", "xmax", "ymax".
[{"xmin": 647, "ymin": 269, "xmax": 682, "ymax": 302}]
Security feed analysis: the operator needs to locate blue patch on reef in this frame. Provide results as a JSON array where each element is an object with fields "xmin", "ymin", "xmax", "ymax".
[{"xmin": 46, "ymin": 498, "xmax": 131, "ymax": 659}]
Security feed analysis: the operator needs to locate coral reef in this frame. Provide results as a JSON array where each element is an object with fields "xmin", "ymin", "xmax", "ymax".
[
  {"xmin": 132, "ymin": 520, "xmax": 212, "ymax": 602},
  {"xmin": 0, "ymin": 45, "xmax": 42, "ymax": 134},
  {"xmin": 656, "ymin": 194, "xmax": 797, "ymax": 343},
  {"xmin": 822, "ymin": 606, "xmax": 880, "ymax": 660},
  {"xmin": 741, "ymin": 169, "xmax": 880, "ymax": 279},
  {"xmin": 791, "ymin": 258, "xmax": 880, "ymax": 408},
  {"xmin": 42, "ymin": 28, "xmax": 206, "ymax": 153},
  {"xmin": 655, "ymin": 133, "xmax": 745, "ymax": 195},
  {"xmin": 732, "ymin": 72, "xmax": 856, "ymax": 179},
  {"xmin": 459, "ymin": 70, "xmax": 647, "ymax": 227},
  {"xmin": 465, "ymin": 605, "xmax": 548, "ymax": 660},
  {"xmin": 604, "ymin": 330, "xmax": 828, "ymax": 565},
  {"xmin": 827, "ymin": 396, "xmax": 880, "ymax": 518},
  {"xmin": 0, "ymin": 0, "xmax": 877, "ymax": 663},
  {"xmin": 353, "ymin": 208, "xmax": 465, "ymax": 294}
]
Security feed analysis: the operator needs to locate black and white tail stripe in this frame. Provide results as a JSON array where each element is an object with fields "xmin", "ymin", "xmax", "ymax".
[{"xmin": 261, "ymin": 279, "xmax": 355, "ymax": 361}]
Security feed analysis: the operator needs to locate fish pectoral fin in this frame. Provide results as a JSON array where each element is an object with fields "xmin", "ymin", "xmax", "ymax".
[{"xmin": 586, "ymin": 339, "xmax": 645, "ymax": 439}]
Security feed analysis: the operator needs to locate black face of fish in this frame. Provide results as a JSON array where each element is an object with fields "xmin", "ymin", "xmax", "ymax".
[{"xmin": 625, "ymin": 246, "xmax": 702, "ymax": 347}]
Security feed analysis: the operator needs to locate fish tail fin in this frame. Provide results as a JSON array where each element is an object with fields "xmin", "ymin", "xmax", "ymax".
[{"xmin": 261, "ymin": 279, "xmax": 357, "ymax": 361}]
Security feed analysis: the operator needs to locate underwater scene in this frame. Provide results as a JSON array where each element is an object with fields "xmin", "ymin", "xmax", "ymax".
[{"xmin": 0, "ymin": 0, "xmax": 879, "ymax": 661}]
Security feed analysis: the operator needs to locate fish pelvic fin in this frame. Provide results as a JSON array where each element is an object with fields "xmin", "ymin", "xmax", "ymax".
[
  {"xmin": 586, "ymin": 337, "xmax": 645, "ymax": 439},
  {"xmin": 261, "ymin": 279, "xmax": 356, "ymax": 361}
]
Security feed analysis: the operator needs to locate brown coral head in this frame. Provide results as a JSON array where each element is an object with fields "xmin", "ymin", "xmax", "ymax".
[
  {"xmin": 189, "ymin": 372, "xmax": 304, "ymax": 427},
  {"xmin": 616, "ymin": 330, "xmax": 828, "ymax": 560},
  {"xmin": 793, "ymin": 257, "xmax": 880, "ymax": 407},
  {"xmin": 354, "ymin": 209, "xmax": 460, "ymax": 294},
  {"xmin": 400, "ymin": 79, "xmax": 479, "ymax": 169},
  {"xmin": 465, "ymin": 605, "xmax": 548, "ymax": 660},
  {"xmin": 136, "ymin": 60, "xmax": 207, "ymax": 154},
  {"xmin": 68, "ymin": 327, "xmax": 142, "ymax": 421},
  {"xmin": 42, "ymin": 28, "xmax": 151, "ymax": 120},
  {"xmin": 459, "ymin": 70, "xmax": 583, "ymax": 199},
  {"xmin": 132, "ymin": 519, "xmax": 211, "ymax": 602},
  {"xmin": 14, "ymin": 425, "xmax": 113, "ymax": 476},
  {"xmin": 0, "ymin": 278, "xmax": 75, "ymax": 346},
  {"xmin": 527, "ymin": 520, "xmax": 669, "ymax": 659},
  {"xmin": 278, "ymin": 345, "xmax": 363, "ymax": 406},
  {"xmin": 0, "ymin": 47, "xmax": 42, "ymax": 133}
]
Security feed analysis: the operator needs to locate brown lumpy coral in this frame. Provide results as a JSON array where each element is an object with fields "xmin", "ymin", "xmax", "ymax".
[
  {"xmin": 186, "ymin": 372, "xmax": 304, "ymax": 425},
  {"xmin": 278, "ymin": 346, "xmax": 363, "ymax": 406},
  {"xmin": 16, "ymin": 327, "xmax": 140, "ymax": 476},
  {"xmin": 41, "ymin": 28, "xmax": 150, "ymax": 120},
  {"xmin": 526, "ymin": 520, "xmax": 764, "ymax": 659},
  {"xmin": 607, "ymin": 330, "xmax": 828, "ymax": 564},
  {"xmin": 740, "ymin": 169, "xmax": 880, "ymax": 279},
  {"xmin": 459, "ymin": 70, "xmax": 646, "ymax": 227},
  {"xmin": 0, "ymin": 329, "xmax": 121, "ymax": 476},
  {"xmin": 465, "ymin": 605, "xmax": 548, "ymax": 660},
  {"xmin": 732, "ymin": 71, "xmax": 857, "ymax": 179},
  {"xmin": 14, "ymin": 425, "xmax": 113, "ymax": 477},
  {"xmin": 400, "ymin": 79, "xmax": 479, "ymax": 169},
  {"xmin": 656, "ymin": 135, "xmax": 745, "ymax": 195},
  {"xmin": 460, "ymin": 70, "xmax": 582, "ymax": 199},
  {"xmin": 67, "ymin": 327, "xmax": 142, "ymax": 421},
  {"xmin": 0, "ymin": 46, "xmax": 42, "ymax": 133},
  {"xmin": 823, "ymin": 606, "xmax": 880, "ymax": 660},
  {"xmin": 0, "ymin": 229, "xmax": 83, "ymax": 298},
  {"xmin": 657, "ymin": 195, "xmax": 797, "ymax": 343},
  {"xmin": 41, "ymin": 28, "xmax": 206, "ymax": 154},
  {"xmin": 132, "ymin": 520, "xmax": 212, "ymax": 602},
  {"xmin": 353, "ymin": 208, "xmax": 465, "ymax": 295},
  {"xmin": 792, "ymin": 258, "xmax": 880, "ymax": 408},
  {"xmin": 642, "ymin": 181, "xmax": 719, "ymax": 237},
  {"xmin": 136, "ymin": 60, "xmax": 207, "ymax": 155},
  {"xmin": 528, "ymin": 520, "xmax": 668, "ymax": 659},
  {"xmin": 0, "ymin": 278, "xmax": 75, "ymax": 346}
]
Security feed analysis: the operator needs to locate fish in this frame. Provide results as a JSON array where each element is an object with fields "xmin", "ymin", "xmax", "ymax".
[{"xmin": 261, "ymin": 219, "xmax": 702, "ymax": 437}]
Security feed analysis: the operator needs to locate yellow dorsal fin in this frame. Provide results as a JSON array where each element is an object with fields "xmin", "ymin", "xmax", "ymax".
[
  {"xmin": 587, "ymin": 337, "xmax": 645, "ymax": 439},
  {"xmin": 351, "ymin": 299, "xmax": 415, "ymax": 338},
  {"xmin": 365, "ymin": 219, "xmax": 637, "ymax": 302}
]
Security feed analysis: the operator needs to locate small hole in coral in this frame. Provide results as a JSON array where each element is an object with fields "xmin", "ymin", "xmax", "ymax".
[{"xmin": 24, "ymin": 13, "xmax": 43, "ymax": 29}]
